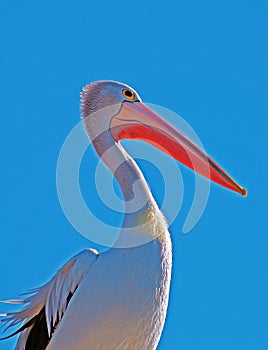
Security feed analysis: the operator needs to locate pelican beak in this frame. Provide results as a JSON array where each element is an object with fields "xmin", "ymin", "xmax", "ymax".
[{"xmin": 110, "ymin": 101, "xmax": 246, "ymax": 196}]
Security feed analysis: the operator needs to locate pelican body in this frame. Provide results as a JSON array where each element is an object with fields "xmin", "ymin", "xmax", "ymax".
[{"xmin": 0, "ymin": 81, "xmax": 246, "ymax": 350}]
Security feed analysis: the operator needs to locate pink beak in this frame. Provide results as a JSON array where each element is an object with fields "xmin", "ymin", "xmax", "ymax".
[{"xmin": 110, "ymin": 101, "xmax": 247, "ymax": 196}]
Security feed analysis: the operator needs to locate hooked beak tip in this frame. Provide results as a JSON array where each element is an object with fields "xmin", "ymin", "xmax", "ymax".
[{"xmin": 241, "ymin": 187, "xmax": 247, "ymax": 197}]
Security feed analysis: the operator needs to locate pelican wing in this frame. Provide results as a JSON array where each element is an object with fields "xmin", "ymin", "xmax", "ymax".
[{"xmin": 0, "ymin": 248, "xmax": 99, "ymax": 350}]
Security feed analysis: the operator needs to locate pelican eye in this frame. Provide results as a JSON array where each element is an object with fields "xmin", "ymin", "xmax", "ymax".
[{"xmin": 122, "ymin": 89, "xmax": 135, "ymax": 100}]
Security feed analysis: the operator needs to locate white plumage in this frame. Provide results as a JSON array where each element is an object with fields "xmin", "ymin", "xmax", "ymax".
[{"xmin": 2, "ymin": 209, "xmax": 171, "ymax": 350}]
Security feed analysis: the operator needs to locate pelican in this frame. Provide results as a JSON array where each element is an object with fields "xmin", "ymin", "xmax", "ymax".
[{"xmin": 0, "ymin": 81, "xmax": 246, "ymax": 350}]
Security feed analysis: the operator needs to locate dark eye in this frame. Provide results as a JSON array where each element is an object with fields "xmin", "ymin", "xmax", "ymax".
[{"xmin": 122, "ymin": 89, "xmax": 135, "ymax": 100}]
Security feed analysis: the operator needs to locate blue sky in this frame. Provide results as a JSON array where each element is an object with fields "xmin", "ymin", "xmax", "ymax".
[{"xmin": 0, "ymin": 1, "xmax": 267, "ymax": 349}]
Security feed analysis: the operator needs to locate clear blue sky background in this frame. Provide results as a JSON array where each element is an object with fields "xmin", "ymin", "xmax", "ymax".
[{"xmin": 0, "ymin": 1, "xmax": 267, "ymax": 349}]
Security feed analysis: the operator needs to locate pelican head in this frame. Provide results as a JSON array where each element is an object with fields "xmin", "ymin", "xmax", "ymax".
[
  {"xmin": 81, "ymin": 80, "xmax": 141, "ymax": 116},
  {"xmin": 81, "ymin": 80, "xmax": 246, "ymax": 196}
]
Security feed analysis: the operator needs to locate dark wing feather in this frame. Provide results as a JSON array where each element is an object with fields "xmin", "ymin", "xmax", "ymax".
[{"xmin": 0, "ymin": 249, "xmax": 98, "ymax": 350}]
